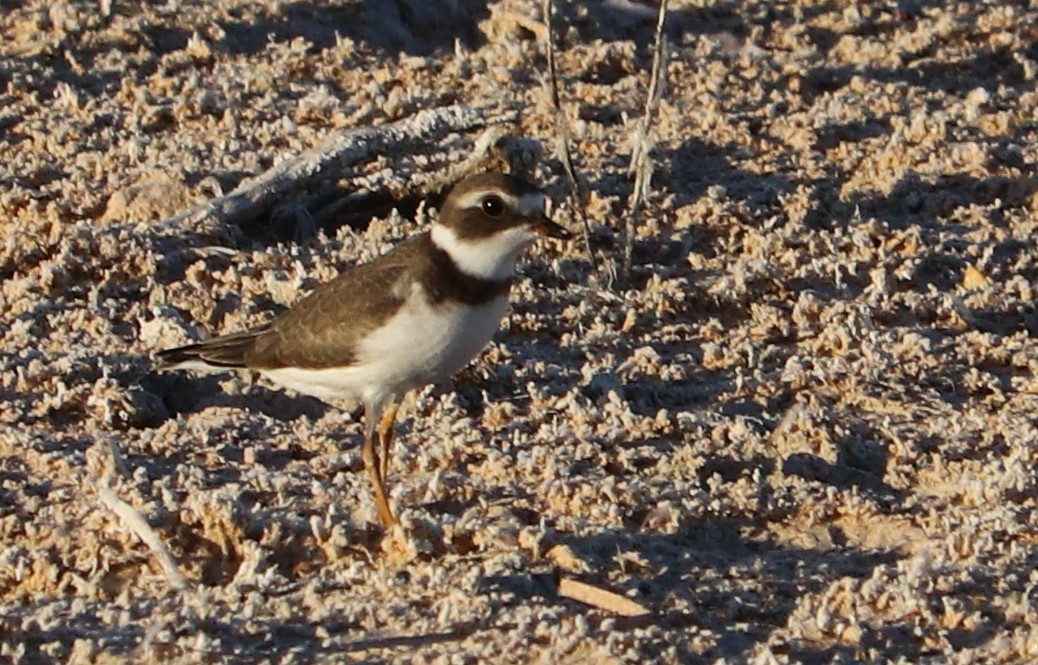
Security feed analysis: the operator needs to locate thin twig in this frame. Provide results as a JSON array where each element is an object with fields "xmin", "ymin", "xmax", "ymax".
[
  {"xmin": 622, "ymin": 0, "xmax": 670, "ymax": 279},
  {"xmin": 558, "ymin": 576, "xmax": 651, "ymax": 617},
  {"xmin": 542, "ymin": 0, "xmax": 602, "ymax": 279},
  {"xmin": 99, "ymin": 486, "xmax": 190, "ymax": 591}
]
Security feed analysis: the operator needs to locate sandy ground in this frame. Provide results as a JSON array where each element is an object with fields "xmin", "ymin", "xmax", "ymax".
[{"xmin": 3, "ymin": 0, "xmax": 1038, "ymax": 662}]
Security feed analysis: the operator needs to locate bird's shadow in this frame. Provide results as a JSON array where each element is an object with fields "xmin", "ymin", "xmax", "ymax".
[
  {"xmin": 479, "ymin": 514, "xmax": 907, "ymax": 663},
  {"xmin": 140, "ymin": 370, "xmax": 330, "ymax": 423}
]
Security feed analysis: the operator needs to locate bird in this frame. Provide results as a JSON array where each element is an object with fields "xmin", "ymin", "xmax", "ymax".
[{"xmin": 156, "ymin": 172, "xmax": 572, "ymax": 528}]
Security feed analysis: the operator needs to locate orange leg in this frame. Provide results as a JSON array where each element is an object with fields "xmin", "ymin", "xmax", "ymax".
[
  {"xmin": 378, "ymin": 401, "xmax": 400, "ymax": 484},
  {"xmin": 362, "ymin": 430, "xmax": 395, "ymax": 528}
]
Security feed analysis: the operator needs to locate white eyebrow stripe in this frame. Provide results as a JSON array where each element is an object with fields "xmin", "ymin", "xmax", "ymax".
[
  {"xmin": 454, "ymin": 189, "xmax": 520, "ymax": 211},
  {"xmin": 453, "ymin": 189, "xmax": 546, "ymax": 218}
]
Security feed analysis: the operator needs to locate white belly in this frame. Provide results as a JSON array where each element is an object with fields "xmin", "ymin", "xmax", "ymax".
[{"xmin": 261, "ymin": 288, "xmax": 509, "ymax": 404}]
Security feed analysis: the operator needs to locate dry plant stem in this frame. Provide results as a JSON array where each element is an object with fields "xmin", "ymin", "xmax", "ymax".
[
  {"xmin": 148, "ymin": 106, "xmax": 518, "ymax": 243},
  {"xmin": 410, "ymin": 125, "xmax": 514, "ymax": 195},
  {"xmin": 542, "ymin": 0, "xmax": 599, "ymax": 276},
  {"xmin": 557, "ymin": 576, "xmax": 651, "ymax": 617},
  {"xmin": 98, "ymin": 486, "xmax": 189, "ymax": 591},
  {"xmin": 622, "ymin": 0, "xmax": 669, "ymax": 279}
]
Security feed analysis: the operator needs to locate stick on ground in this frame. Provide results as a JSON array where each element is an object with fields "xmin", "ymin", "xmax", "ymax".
[
  {"xmin": 146, "ymin": 105, "xmax": 518, "ymax": 243},
  {"xmin": 557, "ymin": 576, "xmax": 651, "ymax": 617},
  {"xmin": 99, "ymin": 486, "xmax": 189, "ymax": 591}
]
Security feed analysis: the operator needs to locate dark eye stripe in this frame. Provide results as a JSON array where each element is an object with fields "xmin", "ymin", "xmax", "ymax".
[{"xmin": 446, "ymin": 207, "xmax": 532, "ymax": 240}]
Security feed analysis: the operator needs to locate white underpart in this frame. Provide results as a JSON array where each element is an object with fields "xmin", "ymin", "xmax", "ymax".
[
  {"xmin": 165, "ymin": 359, "xmax": 225, "ymax": 372},
  {"xmin": 262, "ymin": 282, "xmax": 509, "ymax": 405},
  {"xmin": 429, "ymin": 223, "xmax": 535, "ymax": 281}
]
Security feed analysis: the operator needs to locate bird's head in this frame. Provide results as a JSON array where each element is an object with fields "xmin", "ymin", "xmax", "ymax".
[{"xmin": 431, "ymin": 172, "xmax": 571, "ymax": 281}]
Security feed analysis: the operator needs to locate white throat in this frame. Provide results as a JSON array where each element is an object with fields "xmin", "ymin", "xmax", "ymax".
[{"xmin": 430, "ymin": 223, "xmax": 535, "ymax": 281}]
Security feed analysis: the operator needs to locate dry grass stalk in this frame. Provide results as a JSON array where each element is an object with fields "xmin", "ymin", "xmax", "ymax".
[
  {"xmin": 557, "ymin": 576, "xmax": 651, "ymax": 617},
  {"xmin": 542, "ymin": 0, "xmax": 603, "ymax": 280},
  {"xmin": 622, "ymin": 0, "xmax": 670, "ymax": 279},
  {"xmin": 98, "ymin": 486, "xmax": 190, "ymax": 591}
]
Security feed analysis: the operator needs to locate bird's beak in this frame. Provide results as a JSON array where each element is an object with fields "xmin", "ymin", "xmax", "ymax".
[{"xmin": 531, "ymin": 215, "xmax": 573, "ymax": 240}]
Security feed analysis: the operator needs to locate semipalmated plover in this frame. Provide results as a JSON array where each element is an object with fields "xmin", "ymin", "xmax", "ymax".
[{"xmin": 157, "ymin": 172, "xmax": 571, "ymax": 527}]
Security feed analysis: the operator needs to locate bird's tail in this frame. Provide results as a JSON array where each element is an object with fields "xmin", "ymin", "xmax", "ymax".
[{"xmin": 155, "ymin": 325, "xmax": 269, "ymax": 371}]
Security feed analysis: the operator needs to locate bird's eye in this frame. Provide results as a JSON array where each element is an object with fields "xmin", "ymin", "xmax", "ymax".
[{"xmin": 481, "ymin": 195, "xmax": 505, "ymax": 217}]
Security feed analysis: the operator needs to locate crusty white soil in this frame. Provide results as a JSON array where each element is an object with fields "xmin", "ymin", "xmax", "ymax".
[{"xmin": 3, "ymin": 1, "xmax": 1038, "ymax": 663}]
